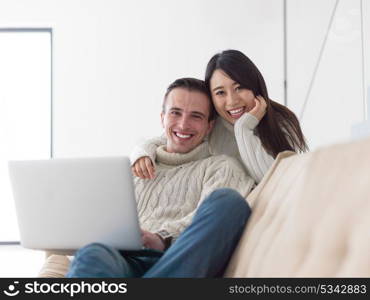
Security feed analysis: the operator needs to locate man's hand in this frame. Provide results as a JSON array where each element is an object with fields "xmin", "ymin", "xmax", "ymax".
[
  {"xmin": 249, "ymin": 95, "xmax": 267, "ymax": 121},
  {"xmin": 131, "ymin": 157, "xmax": 156, "ymax": 179},
  {"xmin": 141, "ymin": 229, "xmax": 165, "ymax": 251}
]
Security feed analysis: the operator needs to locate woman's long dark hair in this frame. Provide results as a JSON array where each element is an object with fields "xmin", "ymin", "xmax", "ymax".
[{"xmin": 205, "ymin": 49, "xmax": 308, "ymax": 157}]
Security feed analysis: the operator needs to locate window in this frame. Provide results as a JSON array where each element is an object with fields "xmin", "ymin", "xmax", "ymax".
[{"xmin": 0, "ymin": 29, "xmax": 52, "ymax": 242}]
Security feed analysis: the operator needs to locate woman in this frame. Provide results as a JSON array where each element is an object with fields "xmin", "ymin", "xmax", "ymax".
[{"xmin": 131, "ymin": 49, "xmax": 308, "ymax": 183}]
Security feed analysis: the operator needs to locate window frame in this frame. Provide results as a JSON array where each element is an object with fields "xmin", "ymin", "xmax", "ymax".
[{"xmin": 0, "ymin": 28, "xmax": 53, "ymax": 245}]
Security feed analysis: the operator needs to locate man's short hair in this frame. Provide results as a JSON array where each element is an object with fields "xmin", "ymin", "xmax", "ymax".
[{"xmin": 162, "ymin": 78, "xmax": 216, "ymax": 121}]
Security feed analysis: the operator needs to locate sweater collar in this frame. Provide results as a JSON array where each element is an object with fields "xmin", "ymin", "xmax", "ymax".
[
  {"xmin": 156, "ymin": 142, "xmax": 210, "ymax": 166},
  {"xmin": 220, "ymin": 116, "xmax": 234, "ymax": 133}
]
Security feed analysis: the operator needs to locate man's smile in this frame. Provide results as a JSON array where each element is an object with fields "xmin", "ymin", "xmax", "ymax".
[{"xmin": 173, "ymin": 131, "xmax": 194, "ymax": 140}]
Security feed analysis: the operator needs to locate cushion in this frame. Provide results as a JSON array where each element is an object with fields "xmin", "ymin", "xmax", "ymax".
[
  {"xmin": 225, "ymin": 137, "xmax": 370, "ymax": 277},
  {"xmin": 38, "ymin": 254, "xmax": 70, "ymax": 278}
]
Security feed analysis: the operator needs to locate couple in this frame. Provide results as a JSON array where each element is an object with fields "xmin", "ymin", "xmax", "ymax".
[{"xmin": 67, "ymin": 49, "xmax": 308, "ymax": 278}]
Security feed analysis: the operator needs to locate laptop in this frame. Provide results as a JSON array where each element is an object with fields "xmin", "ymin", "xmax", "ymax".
[{"xmin": 8, "ymin": 156, "xmax": 143, "ymax": 252}]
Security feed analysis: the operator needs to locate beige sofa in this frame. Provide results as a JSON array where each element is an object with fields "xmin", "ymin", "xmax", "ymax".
[{"xmin": 39, "ymin": 137, "xmax": 370, "ymax": 277}]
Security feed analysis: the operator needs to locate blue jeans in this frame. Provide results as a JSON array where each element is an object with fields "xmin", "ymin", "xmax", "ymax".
[{"xmin": 67, "ymin": 188, "xmax": 251, "ymax": 278}]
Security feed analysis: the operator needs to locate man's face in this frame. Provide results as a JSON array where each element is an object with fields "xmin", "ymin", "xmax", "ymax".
[{"xmin": 161, "ymin": 88, "xmax": 214, "ymax": 154}]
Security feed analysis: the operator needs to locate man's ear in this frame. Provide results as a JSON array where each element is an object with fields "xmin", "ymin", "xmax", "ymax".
[
  {"xmin": 207, "ymin": 119, "xmax": 215, "ymax": 135},
  {"xmin": 160, "ymin": 112, "xmax": 165, "ymax": 128}
]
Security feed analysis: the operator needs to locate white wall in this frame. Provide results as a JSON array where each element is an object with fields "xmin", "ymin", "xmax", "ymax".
[
  {"xmin": 2, "ymin": 0, "xmax": 368, "ymax": 154},
  {"xmin": 0, "ymin": 0, "xmax": 284, "ymax": 158},
  {"xmin": 287, "ymin": 0, "xmax": 368, "ymax": 150}
]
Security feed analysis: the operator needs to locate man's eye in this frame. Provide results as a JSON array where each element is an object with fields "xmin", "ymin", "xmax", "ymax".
[
  {"xmin": 235, "ymin": 86, "xmax": 241, "ymax": 91},
  {"xmin": 171, "ymin": 111, "xmax": 180, "ymax": 115}
]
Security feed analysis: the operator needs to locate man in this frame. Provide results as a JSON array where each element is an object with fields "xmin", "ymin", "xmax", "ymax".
[{"xmin": 67, "ymin": 78, "xmax": 254, "ymax": 278}]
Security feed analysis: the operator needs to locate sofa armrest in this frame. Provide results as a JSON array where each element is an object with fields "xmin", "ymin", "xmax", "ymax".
[{"xmin": 38, "ymin": 254, "xmax": 70, "ymax": 278}]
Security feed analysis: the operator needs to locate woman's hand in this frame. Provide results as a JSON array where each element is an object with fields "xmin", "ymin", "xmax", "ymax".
[
  {"xmin": 249, "ymin": 96, "xmax": 267, "ymax": 121},
  {"xmin": 131, "ymin": 156, "xmax": 155, "ymax": 179}
]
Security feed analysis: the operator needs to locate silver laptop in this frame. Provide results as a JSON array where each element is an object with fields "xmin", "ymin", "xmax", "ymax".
[{"xmin": 8, "ymin": 156, "xmax": 142, "ymax": 252}]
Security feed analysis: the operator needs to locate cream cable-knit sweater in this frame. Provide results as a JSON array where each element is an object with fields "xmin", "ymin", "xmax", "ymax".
[
  {"xmin": 134, "ymin": 142, "xmax": 255, "ymax": 241},
  {"xmin": 130, "ymin": 113, "xmax": 274, "ymax": 184}
]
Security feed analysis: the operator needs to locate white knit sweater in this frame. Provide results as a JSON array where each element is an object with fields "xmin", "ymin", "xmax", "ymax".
[
  {"xmin": 130, "ymin": 113, "xmax": 274, "ymax": 184},
  {"xmin": 134, "ymin": 142, "xmax": 255, "ymax": 241}
]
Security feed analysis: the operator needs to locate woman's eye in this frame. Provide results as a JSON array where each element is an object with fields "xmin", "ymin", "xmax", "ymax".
[
  {"xmin": 235, "ymin": 86, "xmax": 241, "ymax": 91},
  {"xmin": 215, "ymin": 90, "xmax": 224, "ymax": 96}
]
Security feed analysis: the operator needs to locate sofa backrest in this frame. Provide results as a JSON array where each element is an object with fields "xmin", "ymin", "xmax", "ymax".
[{"xmin": 225, "ymin": 138, "xmax": 370, "ymax": 277}]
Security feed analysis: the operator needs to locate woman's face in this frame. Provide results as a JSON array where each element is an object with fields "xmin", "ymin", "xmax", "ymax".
[{"xmin": 209, "ymin": 69, "xmax": 255, "ymax": 124}]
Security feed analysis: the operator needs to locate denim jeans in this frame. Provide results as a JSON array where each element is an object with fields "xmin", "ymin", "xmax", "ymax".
[{"xmin": 66, "ymin": 188, "xmax": 251, "ymax": 278}]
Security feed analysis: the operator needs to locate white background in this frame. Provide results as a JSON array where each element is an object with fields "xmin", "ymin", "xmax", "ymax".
[
  {"xmin": 1, "ymin": 0, "xmax": 367, "ymax": 156},
  {"xmin": 0, "ymin": 31, "xmax": 51, "ymax": 241},
  {"xmin": 0, "ymin": 0, "xmax": 284, "ymax": 158}
]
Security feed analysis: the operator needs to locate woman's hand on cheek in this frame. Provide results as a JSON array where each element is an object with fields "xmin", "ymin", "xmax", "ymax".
[{"xmin": 249, "ymin": 96, "xmax": 267, "ymax": 121}]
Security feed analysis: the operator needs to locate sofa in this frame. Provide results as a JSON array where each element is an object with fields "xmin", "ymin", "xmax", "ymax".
[{"xmin": 39, "ymin": 137, "xmax": 370, "ymax": 277}]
